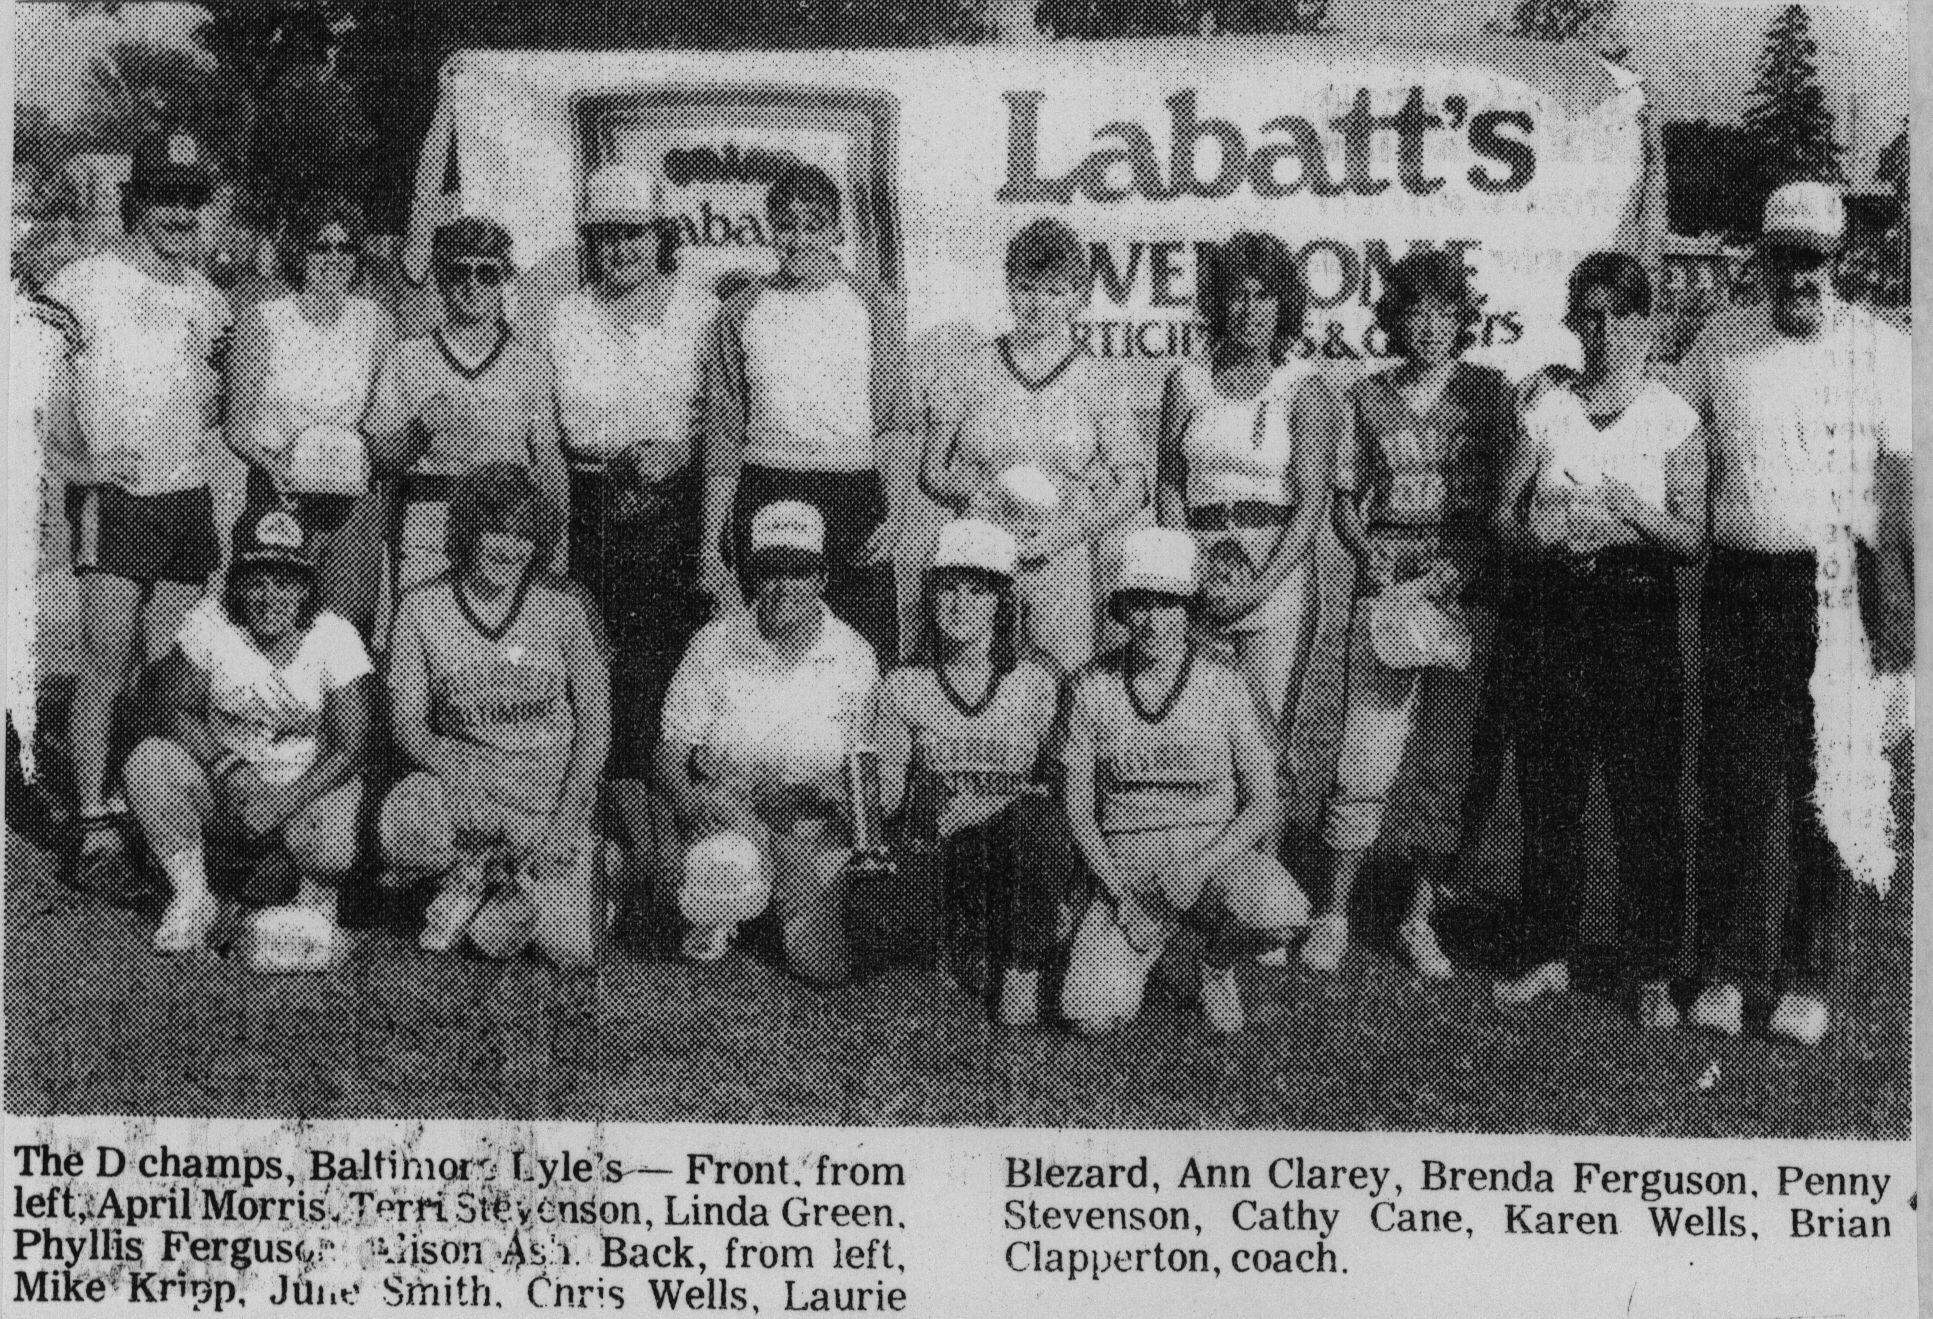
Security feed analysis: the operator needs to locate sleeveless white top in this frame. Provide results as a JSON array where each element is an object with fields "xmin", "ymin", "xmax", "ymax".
[
  {"xmin": 254, "ymin": 295, "xmax": 389, "ymax": 448},
  {"xmin": 1173, "ymin": 357, "xmax": 1317, "ymax": 508},
  {"xmin": 740, "ymin": 280, "xmax": 876, "ymax": 472},
  {"xmin": 548, "ymin": 286, "xmax": 706, "ymax": 471}
]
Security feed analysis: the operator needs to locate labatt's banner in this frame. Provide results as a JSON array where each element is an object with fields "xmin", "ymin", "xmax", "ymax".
[{"xmin": 403, "ymin": 37, "xmax": 1660, "ymax": 412}]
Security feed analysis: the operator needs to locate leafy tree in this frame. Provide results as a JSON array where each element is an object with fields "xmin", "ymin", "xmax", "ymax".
[{"xmin": 1741, "ymin": 4, "xmax": 1843, "ymax": 186}]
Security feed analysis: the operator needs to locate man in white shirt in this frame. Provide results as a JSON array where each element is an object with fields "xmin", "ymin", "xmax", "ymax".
[
  {"xmin": 1674, "ymin": 182, "xmax": 1912, "ymax": 1046},
  {"xmin": 43, "ymin": 130, "xmax": 231, "ymax": 891},
  {"xmin": 657, "ymin": 501, "xmax": 880, "ymax": 982}
]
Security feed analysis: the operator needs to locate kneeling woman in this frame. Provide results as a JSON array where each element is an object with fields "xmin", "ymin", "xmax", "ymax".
[
  {"xmin": 378, "ymin": 464, "xmax": 613, "ymax": 967},
  {"xmin": 125, "ymin": 508, "xmax": 374, "ymax": 968},
  {"xmin": 1059, "ymin": 528, "xmax": 1308, "ymax": 1034},
  {"xmin": 854, "ymin": 518, "xmax": 1067, "ymax": 1025}
]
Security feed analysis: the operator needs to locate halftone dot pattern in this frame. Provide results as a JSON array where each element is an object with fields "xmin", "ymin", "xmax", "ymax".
[{"xmin": 6, "ymin": 6, "xmax": 1909, "ymax": 1135}]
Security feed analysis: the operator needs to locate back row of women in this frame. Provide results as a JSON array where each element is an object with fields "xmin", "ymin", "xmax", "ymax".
[{"xmin": 35, "ymin": 134, "xmax": 1907, "ymax": 1047}]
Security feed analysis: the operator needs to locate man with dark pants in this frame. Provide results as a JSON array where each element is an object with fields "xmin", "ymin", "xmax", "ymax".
[{"xmin": 1676, "ymin": 182, "xmax": 1911, "ymax": 1045}]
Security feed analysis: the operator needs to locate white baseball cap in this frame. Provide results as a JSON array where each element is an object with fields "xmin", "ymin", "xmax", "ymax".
[
  {"xmin": 680, "ymin": 832, "xmax": 772, "ymax": 926},
  {"xmin": 1116, "ymin": 527, "xmax": 1198, "ymax": 598},
  {"xmin": 932, "ymin": 518, "xmax": 1019, "ymax": 578},
  {"xmin": 746, "ymin": 500, "xmax": 826, "ymax": 564},
  {"xmin": 1761, "ymin": 181, "xmax": 1845, "ymax": 254},
  {"xmin": 581, "ymin": 167, "xmax": 660, "ymax": 227},
  {"xmin": 996, "ymin": 464, "xmax": 1062, "ymax": 512}
]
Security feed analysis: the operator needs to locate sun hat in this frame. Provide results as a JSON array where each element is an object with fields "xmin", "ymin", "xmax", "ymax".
[
  {"xmin": 932, "ymin": 518, "xmax": 1019, "ymax": 579},
  {"xmin": 1760, "ymin": 181, "xmax": 1846, "ymax": 255},
  {"xmin": 1115, "ymin": 526, "xmax": 1198, "ymax": 598}
]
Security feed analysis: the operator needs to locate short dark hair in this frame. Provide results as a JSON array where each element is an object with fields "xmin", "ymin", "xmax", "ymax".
[
  {"xmin": 223, "ymin": 562, "xmax": 321, "ymax": 635},
  {"xmin": 913, "ymin": 568, "xmax": 1020, "ymax": 676},
  {"xmin": 1006, "ymin": 217, "xmax": 1089, "ymax": 286},
  {"xmin": 1565, "ymin": 250, "xmax": 1654, "ymax": 322},
  {"xmin": 432, "ymin": 215, "xmax": 514, "ymax": 267},
  {"xmin": 1196, "ymin": 231, "xmax": 1307, "ymax": 364},
  {"xmin": 279, "ymin": 191, "xmax": 369, "ymax": 291},
  {"xmin": 445, "ymin": 462, "xmax": 562, "ymax": 576},
  {"xmin": 583, "ymin": 219, "xmax": 680, "ymax": 279},
  {"xmin": 766, "ymin": 165, "xmax": 842, "ymax": 227},
  {"xmin": 1373, "ymin": 250, "xmax": 1484, "ymax": 358}
]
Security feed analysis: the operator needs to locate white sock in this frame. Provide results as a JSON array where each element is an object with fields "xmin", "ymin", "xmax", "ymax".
[{"xmin": 158, "ymin": 845, "xmax": 208, "ymax": 900}]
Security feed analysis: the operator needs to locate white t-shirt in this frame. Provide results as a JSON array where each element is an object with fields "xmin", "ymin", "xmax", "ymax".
[
  {"xmin": 1522, "ymin": 378, "xmax": 1699, "ymax": 512},
  {"xmin": 660, "ymin": 605, "xmax": 880, "ymax": 784},
  {"xmin": 1170, "ymin": 357, "xmax": 1318, "ymax": 508},
  {"xmin": 1674, "ymin": 301, "xmax": 1911, "ymax": 551},
  {"xmin": 251, "ymin": 295, "xmax": 391, "ymax": 448},
  {"xmin": 177, "ymin": 597, "xmax": 372, "ymax": 786},
  {"xmin": 721, "ymin": 278, "xmax": 877, "ymax": 473},
  {"xmin": 45, "ymin": 251, "xmax": 230, "ymax": 495},
  {"xmin": 548, "ymin": 286, "xmax": 707, "ymax": 472}
]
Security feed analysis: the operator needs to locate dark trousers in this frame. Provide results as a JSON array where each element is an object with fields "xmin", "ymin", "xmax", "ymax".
[
  {"xmin": 1699, "ymin": 548, "xmax": 1842, "ymax": 991},
  {"xmin": 733, "ymin": 465, "xmax": 898, "ymax": 661},
  {"xmin": 569, "ymin": 465, "xmax": 701, "ymax": 777},
  {"xmin": 847, "ymin": 795, "xmax": 1066, "ymax": 976},
  {"xmin": 1514, "ymin": 552, "xmax": 1685, "ymax": 982}
]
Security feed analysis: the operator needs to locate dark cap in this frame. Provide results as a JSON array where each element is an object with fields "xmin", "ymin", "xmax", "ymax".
[
  {"xmin": 232, "ymin": 507, "xmax": 318, "ymax": 572},
  {"xmin": 127, "ymin": 130, "xmax": 214, "ymax": 198},
  {"xmin": 432, "ymin": 216, "xmax": 514, "ymax": 266}
]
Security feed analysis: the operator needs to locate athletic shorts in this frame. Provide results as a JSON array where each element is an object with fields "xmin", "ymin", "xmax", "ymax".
[{"xmin": 67, "ymin": 484, "xmax": 220, "ymax": 585}]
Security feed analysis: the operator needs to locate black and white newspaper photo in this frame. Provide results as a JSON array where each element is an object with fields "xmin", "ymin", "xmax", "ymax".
[{"xmin": 0, "ymin": 0, "xmax": 1918, "ymax": 1314}]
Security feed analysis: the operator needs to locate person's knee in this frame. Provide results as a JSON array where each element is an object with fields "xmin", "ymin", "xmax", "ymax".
[
  {"xmin": 123, "ymin": 737, "xmax": 200, "ymax": 792},
  {"xmin": 1220, "ymin": 853, "xmax": 1310, "ymax": 932},
  {"xmin": 1060, "ymin": 905, "xmax": 1151, "ymax": 1026},
  {"xmin": 378, "ymin": 773, "xmax": 455, "ymax": 872}
]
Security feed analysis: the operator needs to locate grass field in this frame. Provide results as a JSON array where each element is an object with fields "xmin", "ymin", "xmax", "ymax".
[{"xmin": 4, "ymin": 811, "xmax": 1909, "ymax": 1135}]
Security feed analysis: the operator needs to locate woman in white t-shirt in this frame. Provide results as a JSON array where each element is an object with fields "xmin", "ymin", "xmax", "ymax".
[
  {"xmin": 1157, "ymin": 232, "xmax": 1340, "ymax": 744},
  {"xmin": 226, "ymin": 192, "xmax": 396, "ymax": 636},
  {"xmin": 1493, "ymin": 252, "xmax": 1705, "ymax": 1026},
  {"xmin": 121, "ymin": 507, "xmax": 375, "ymax": 969}
]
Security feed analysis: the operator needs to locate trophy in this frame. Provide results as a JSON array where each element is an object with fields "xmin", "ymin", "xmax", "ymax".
[{"xmin": 845, "ymin": 745, "xmax": 897, "ymax": 880}]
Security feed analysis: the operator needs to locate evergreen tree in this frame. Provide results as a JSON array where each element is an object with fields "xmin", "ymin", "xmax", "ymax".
[{"xmin": 1741, "ymin": 4, "xmax": 1843, "ymax": 185}]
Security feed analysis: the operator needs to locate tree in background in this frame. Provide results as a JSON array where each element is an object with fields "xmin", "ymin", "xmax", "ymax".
[{"xmin": 1741, "ymin": 4, "xmax": 1843, "ymax": 187}]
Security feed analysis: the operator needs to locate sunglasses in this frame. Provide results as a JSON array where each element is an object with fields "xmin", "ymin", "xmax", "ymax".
[
  {"xmin": 139, "ymin": 186, "xmax": 211, "ymax": 209},
  {"xmin": 307, "ymin": 239, "xmax": 358, "ymax": 255},
  {"xmin": 438, "ymin": 262, "xmax": 507, "ymax": 288}
]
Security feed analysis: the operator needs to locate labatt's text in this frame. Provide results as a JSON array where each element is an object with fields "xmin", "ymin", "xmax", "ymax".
[{"xmin": 998, "ymin": 87, "xmax": 1535, "ymax": 204}]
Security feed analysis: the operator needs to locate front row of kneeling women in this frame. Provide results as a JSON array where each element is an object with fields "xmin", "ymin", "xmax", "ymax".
[{"xmin": 118, "ymin": 456, "xmax": 1302, "ymax": 1033}]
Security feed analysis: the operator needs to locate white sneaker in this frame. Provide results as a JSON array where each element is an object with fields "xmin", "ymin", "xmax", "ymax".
[
  {"xmin": 681, "ymin": 923, "xmax": 734, "ymax": 964},
  {"xmin": 1636, "ymin": 979, "xmax": 1680, "ymax": 1031},
  {"xmin": 1199, "ymin": 965, "xmax": 1245, "ymax": 1034},
  {"xmin": 1688, "ymin": 982, "xmax": 1744, "ymax": 1038},
  {"xmin": 1767, "ymin": 992, "xmax": 1828, "ymax": 1047},
  {"xmin": 154, "ymin": 890, "xmax": 221, "ymax": 955},
  {"xmin": 996, "ymin": 968, "xmax": 1041, "ymax": 1028},
  {"xmin": 1299, "ymin": 911, "xmax": 1349, "ymax": 974},
  {"xmin": 419, "ymin": 869, "xmax": 489, "ymax": 953},
  {"xmin": 1399, "ymin": 918, "xmax": 1454, "ymax": 981},
  {"xmin": 1494, "ymin": 959, "xmax": 1570, "ymax": 1007}
]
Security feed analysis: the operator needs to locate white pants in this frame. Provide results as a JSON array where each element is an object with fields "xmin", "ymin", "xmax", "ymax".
[
  {"xmin": 1017, "ymin": 542, "xmax": 1096, "ymax": 675},
  {"xmin": 1193, "ymin": 526, "xmax": 1318, "ymax": 732}
]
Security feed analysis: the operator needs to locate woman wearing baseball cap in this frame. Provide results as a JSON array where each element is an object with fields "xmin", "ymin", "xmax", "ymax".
[
  {"xmin": 120, "ymin": 507, "xmax": 376, "ymax": 969},
  {"xmin": 546, "ymin": 166, "xmax": 710, "ymax": 942},
  {"xmin": 226, "ymin": 191, "xmax": 396, "ymax": 637},
  {"xmin": 1058, "ymin": 527, "xmax": 1308, "ymax": 1034},
  {"xmin": 850, "ymin": 518, "xmax": 1068, "ymax": 1025}
]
